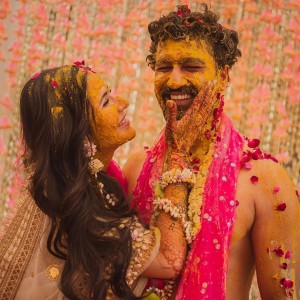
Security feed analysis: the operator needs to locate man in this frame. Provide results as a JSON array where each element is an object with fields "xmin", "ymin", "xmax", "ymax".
[{"xmin": 123, "ymin": 4, "xmax": 300, "ymax": 299}]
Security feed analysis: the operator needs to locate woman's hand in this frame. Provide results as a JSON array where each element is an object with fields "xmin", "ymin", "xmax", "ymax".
[{"xmin": 165, "ymin": 82, "xmax": 216, "ymax": 155}]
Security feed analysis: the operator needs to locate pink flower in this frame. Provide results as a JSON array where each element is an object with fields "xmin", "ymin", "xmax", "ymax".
[
  {"xmin": 276, "ymin": 202, "xmax": 286, "ymax": 211},
  {"xmin": 74, "ymin": 60, "xmax": 85, "ymax": 66},
  {"xmin": 280, "ymin": 263, "xmax": 287, "ymax": 270},
  {"xmin": 274, "ymin": 247, "xmax": 285, "ymax": 257},
  {"xmin": 280, "ymin": 278, "xmax": 294, "ymax": 288},
  {"xmin": 248, "ymin": 138, "xmax": 260, "ymax": 148},
  {"xmin": 51, "ymin": 81, "xmax": 57, "ymax": 88},
  {"xmin": 205, "ymin": 130, "xmax": 211, "ymax": 139},
  {"xmin": 285, "ymin": 251, "xmax": 291, "ymax": 259},
  {"xmin": 244, "ymin": 162, "xmax": 253, "ymax": 170},
  {"xmin": 250, "ymin": 175, "xmax": 258, "ymax": 184},
  {"xmin": 31, "ymin": 72, "xmax": 40, "ymax": 79}
]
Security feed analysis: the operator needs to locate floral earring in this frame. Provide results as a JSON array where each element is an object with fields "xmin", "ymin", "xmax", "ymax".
[{"xmin": 83, "ymin": 138, "xmax": 104, "ymax": 178}]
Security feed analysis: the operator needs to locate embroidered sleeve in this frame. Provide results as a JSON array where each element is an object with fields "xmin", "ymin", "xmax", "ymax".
[{"xmin": 126, "ymin": 216, "xmax": 160, "ymax": 288}]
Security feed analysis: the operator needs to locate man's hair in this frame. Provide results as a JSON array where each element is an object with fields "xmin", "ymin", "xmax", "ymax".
[{"xmin": 147, "ymin": 4, "xmax": 242, "ymax": 70}]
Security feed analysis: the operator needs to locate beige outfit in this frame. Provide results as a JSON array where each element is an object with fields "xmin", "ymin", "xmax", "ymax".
[{"xmin": 0, "ymin": 191, "xmax": 160, "ymax": 299}]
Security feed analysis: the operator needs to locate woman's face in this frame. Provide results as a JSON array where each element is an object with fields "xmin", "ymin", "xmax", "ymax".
[{"xmin": 87, "ymin": 73, "xmax": 136, "ymax": 150}]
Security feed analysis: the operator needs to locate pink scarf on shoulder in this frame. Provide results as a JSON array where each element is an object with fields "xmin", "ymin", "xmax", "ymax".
[
  {"xmin": 106, "ymin": 160, "xmax": 128, "ymax": 195},
  {"xmin": 132, "ymin": 114, "xmax": 244, "ymax": 299}
]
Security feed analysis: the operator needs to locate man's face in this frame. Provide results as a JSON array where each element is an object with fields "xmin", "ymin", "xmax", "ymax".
[{"xmin": 154, "ymin": 39, "xmax": 224, "ymax": 119}]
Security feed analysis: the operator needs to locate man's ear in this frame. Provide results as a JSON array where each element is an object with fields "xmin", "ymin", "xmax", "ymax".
[{"xmin": 218, "ymin": 65, "xmax": 229, "ymax": 91}]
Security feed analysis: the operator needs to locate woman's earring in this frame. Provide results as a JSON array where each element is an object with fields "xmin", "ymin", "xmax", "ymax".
[{"xmin": 84, "ymin": 138, "xmax": 103, "ymax": 178}]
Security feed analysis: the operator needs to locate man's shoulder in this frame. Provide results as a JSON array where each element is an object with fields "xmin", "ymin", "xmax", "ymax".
[{"xmin": 238, "ymin": 158, "xmax": 298, "ymax": 216}]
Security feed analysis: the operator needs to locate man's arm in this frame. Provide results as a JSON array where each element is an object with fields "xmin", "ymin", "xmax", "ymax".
[{"xmin": 250, "ymin": 160, "xmax": 300, "ymax": 299}]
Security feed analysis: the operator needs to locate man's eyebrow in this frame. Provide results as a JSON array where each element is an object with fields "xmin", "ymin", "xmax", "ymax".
[
  {"xmin": 156, "ymin": 57, "xmax": 205, "ymax": 65},
  {"xmin": 179, "ymin": 58, "xmax": 205, "ymax": 64}
]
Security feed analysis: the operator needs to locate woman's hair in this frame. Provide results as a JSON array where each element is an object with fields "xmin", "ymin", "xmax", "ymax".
[
  {"xmin": 20, "ymin": 65, "xmax": 136, "ymax": 299},
  {"xmin": 147, "ymin": 4, "xmax": 241, "ymax": 71}
]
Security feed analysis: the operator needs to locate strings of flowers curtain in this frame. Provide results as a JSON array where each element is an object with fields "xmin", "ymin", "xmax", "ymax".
[{"xmin": 0, "ymin": 0, "xmax": 299, "ymax": 220}]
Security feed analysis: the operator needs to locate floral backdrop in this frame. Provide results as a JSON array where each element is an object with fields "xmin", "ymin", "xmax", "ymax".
[{"xmin": 0, "ymin": 0, "xmax": 299, "ymax": 220}]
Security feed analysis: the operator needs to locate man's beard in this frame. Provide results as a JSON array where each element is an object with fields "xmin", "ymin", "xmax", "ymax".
[{"xmin": 160, "ymin": 85, "xmax": 198, "ymax": 120}]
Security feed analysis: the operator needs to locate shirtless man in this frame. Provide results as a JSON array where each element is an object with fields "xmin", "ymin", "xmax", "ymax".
[{"xmin": 124, "ymin": 4, "xmax": 300, "ymax": 300}]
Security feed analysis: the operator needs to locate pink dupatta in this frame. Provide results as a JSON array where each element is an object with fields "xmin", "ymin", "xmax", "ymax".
[
  {"xmin": 106, "ymin": 159, "xmax": 128, "ymax": 195},
  {"xmin": 132, "ymin": 114, "xmax": 244, "ymax": 299}
]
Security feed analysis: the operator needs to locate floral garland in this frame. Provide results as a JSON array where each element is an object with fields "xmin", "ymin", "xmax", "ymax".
[
  {"xmin": 186, "ymin": 94, "xmax": 224, "ymax": 241},
  {"xmin": 147, "ymin": 95, "xmax": 224, "ymax": 299},
  {"xmin": 188, "ymin": 139, "xmax": 215, "ymax": 240}
]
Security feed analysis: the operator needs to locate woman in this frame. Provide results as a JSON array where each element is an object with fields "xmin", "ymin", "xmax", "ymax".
[{"xmin": 0, "ymin": 64, "xmax": 213, "ymax": 299}]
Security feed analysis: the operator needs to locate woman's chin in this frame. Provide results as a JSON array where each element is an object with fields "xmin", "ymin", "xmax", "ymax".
[{"xmin": 117, "ymin": 127, "xmax": 136, "ymax": 146}]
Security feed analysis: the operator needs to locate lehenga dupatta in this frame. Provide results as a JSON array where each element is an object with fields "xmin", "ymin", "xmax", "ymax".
[{"xmin": 132, "ymin": 114, "xmax": 244, "ymax": 299}]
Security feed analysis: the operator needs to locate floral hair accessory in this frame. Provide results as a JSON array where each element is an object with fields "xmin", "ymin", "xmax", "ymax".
[
  {"xmin": 31, "ymin": 72, "xmax": 40, "ymax": 79},
  {"xmin": 74, "ymin": 60, "xmax": 85, "ymax": 66},
  {"xmin": 50, "ymin": 81, "xmax": 57, "ymax": 88},
  {"xmin": 83, "ymin": 138, "xmax": 103, "ymax": 177}
]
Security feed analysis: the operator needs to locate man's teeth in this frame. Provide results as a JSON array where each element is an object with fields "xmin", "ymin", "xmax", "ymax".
[{"xmin": 170, "ymin": 94, "xmax": 190, "ymax": 100}]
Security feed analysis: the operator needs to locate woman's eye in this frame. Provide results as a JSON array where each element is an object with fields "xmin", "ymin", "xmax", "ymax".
[{"xmin": 103, "ymin": 98, "xmax": 109, "ymax": 107}]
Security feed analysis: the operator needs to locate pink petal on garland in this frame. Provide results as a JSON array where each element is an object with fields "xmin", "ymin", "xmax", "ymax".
[
  {"xmin": 285, "ymin": 251, "xmax": 291, "ymax": 259},
  {"xmin": 280, "ymin": 263, "xmax": 287, "ymax": 270},
  {"xmin": 280, "ymin": 278, "xmax": 294, "ymax": 288},
  {"xmin": 275, "ymin": 247, "xmax": 285, "ymax": 257}
]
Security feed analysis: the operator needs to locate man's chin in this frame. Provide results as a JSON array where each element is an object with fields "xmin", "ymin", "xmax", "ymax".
[{"xmin": 162, "ymin": 102, "xmax": 191, "ymax": 120}]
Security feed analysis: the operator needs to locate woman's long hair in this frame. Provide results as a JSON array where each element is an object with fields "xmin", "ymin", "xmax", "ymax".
[{"xmin": 20, "ymin": 65, "xmax": 136, "ymax": 299}]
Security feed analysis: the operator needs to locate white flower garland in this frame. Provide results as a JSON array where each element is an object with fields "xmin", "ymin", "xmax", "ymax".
[{"xmin": 159, "ymin": 168, "xmax": 196, "ymax": 189}]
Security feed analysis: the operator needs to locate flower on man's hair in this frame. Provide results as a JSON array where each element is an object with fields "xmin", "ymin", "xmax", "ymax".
[{"xmin": 74, "ymin": 60, "xmax": 85, "ymax": 66}]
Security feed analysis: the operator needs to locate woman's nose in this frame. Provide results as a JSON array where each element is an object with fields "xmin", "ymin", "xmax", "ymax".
[{"xmin": 167, "ymin": 66, "xmax": 187, "ymax": 89}]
